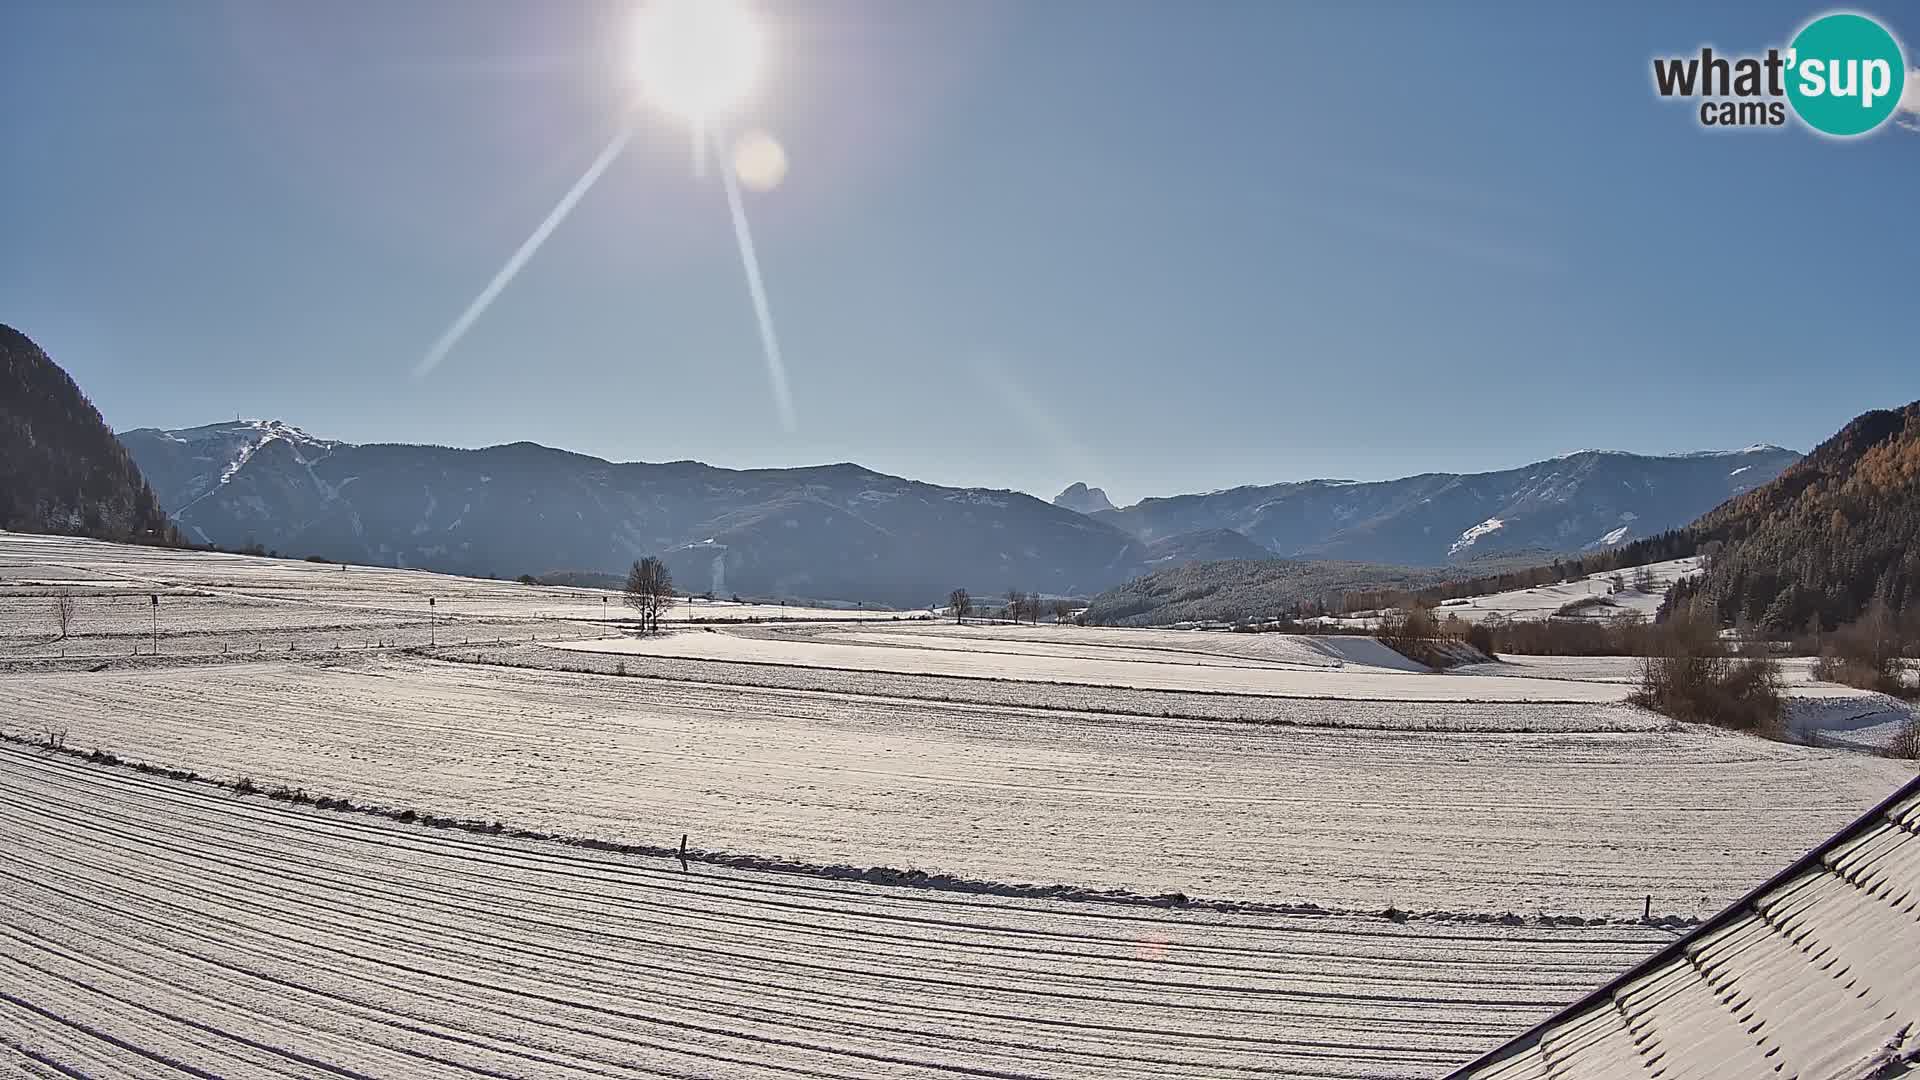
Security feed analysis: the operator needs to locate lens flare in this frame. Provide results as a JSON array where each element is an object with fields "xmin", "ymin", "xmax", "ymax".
[
  {"xmin": 714, "ymin": 126, "xmax": 796, "ymax": 431},
  {"xmin": 732, "ymin": 129, "xmax": 788, "ymax": 192},
  {"xmin": 414, "ymin": 125, "xmax": 634, "ymax": 379},
  {"xmin": 418, "ymin": 0, "xmax": 797, "ymax": 433}
]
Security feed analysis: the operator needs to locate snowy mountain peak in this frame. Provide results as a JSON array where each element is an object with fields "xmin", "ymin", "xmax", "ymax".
[
  {"xmin": 116, "ymin": 420, "xmax": 343, "ymax": 526},
  {"xmin": 126, "ymin": 418, "xmax": 332, "ymax": 450},
  {"xmin": 1550, "ymin": 445, "xmax": 1796, "ymax": 463},
  {"xmin": 1676, "ymin": 444, "xmax": 1795, "ymax": 458}
]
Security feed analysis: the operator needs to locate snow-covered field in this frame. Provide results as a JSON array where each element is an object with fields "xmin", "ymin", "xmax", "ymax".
[
  {"xmin": 1426, "ymin": 557, "xmax": 1703, "ymax": 624},
  {"xmin": 4, "ymin": 652, "xmax": 1908, "ymax": 917},
  {"xmin": 0, "ymin": 532, "xmax": 918, "ymax": 658},
  {"xmin": 3, "ymin": 534, "xmax": 1915, "ymax": 1076},
  {"xmin": 0, "ymin": 744, "xmax": 1675, "ymax": 1079},
  {"xmin": 1456, "ymin": 654, "xmax": 1836, "ymax": 686},
  {"xmin": 557, "ymin": 624, "xmax": 1631, "ymax": 702}
]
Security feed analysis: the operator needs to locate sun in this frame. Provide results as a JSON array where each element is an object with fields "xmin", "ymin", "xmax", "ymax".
[{"xmin": 631, "ymin": 0, "xmax": 765, "ymax": 124}]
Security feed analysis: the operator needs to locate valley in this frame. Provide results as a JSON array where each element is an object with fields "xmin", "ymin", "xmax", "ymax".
[{"xmin": 2, "ymin": 529, "xmax": 1914, "ymax": 1077}]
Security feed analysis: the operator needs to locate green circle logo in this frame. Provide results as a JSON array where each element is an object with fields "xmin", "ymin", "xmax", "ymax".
[{"xmin": 1786, "ymin": 13, "xmax": 1907, "ymax": 136}]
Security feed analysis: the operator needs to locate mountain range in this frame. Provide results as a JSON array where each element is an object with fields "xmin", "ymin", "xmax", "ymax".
[
  {"xmin": 116, "ymin": 416, "xmax": 1799, "ymax": 607},
  {"xmin": 117, "ymin": 421, "xmax": 1142, "ymax": 606},
  {"xmin": 1067, "ymin": 445, "xmax": 1799, "ymax": 566}
]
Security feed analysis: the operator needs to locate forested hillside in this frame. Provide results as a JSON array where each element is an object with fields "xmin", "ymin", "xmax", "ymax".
[
  {"xmin": 0, "ymin": 324, "xmax": 175, "ymax": 542},
  {"xmin": 1082, "ymin": 558, "xmax": 1454, "ymax": 627},
  {"xmin": 1674, "ymin": 400, "xmax": 1920, "ymax": 633}
]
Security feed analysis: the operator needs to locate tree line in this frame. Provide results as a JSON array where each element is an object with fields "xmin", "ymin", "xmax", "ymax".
[{"xmin": 945, "ymin": 588, "xmax": 1076, "ymax": 625}]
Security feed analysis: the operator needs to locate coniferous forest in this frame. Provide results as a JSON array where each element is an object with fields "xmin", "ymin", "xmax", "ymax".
[
  {"xmin": 1679, "ymin": 401, "xmax": 1920, "ymax": 634},
  {"xmin": 1, "ymin": 323, "xmax": 176, "ymax": 543}
]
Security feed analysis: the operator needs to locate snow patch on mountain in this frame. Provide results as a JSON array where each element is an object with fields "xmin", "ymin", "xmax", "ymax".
[{"xmin": 1449, "ymin": 517, "xmax": 1505, "ymax": 555}]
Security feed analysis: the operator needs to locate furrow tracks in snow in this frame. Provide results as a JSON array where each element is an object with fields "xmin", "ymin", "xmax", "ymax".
[{"xmin": 0, "ymin": 745, "xmax": 1673, "ymax": 1079}]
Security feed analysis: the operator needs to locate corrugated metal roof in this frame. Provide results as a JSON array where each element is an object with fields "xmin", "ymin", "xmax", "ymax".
[{"xmin": 1452, "ymin": 774, "xmax": 1920, "ymax": 1080}]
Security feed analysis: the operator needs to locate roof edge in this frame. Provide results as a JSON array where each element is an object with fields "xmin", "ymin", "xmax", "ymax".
[{"xmin": 1445, "ymin": 769, "xmax": 1920, "ymax": 1078}]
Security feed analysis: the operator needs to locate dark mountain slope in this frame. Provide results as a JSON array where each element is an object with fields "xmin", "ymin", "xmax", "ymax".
[
  {"xmin": 1679, "ymin": 401, "xmax": 1920, "ymax": 632},
  {"xmin": 1142, "ymin": 528, "xmax": 1273, "ymax": 566},
  {"xmin": 1082, "ymin": 558, "xmax": 1454, "ymax": 627},
  {"xmin": 1, "ymin": 325, "xmax": 174, "ymax": 542}
]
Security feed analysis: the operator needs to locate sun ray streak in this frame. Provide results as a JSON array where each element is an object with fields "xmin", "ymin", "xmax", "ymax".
[
  {"xmin": 713, "ymin": 127, "xmax": 796, "ymax": 431},
  {"xmin": 414, "ymin": 123, "xmax": 636, "ymax": 379}
]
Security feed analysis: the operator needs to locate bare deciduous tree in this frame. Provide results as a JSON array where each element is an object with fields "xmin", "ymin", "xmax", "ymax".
[
  {"xmin": 1051, "ymin": 599, "xmax": 1076, "ymax": 624},
  {"xmin": 52, "ymin": 593, "xmax": 74, "ymax": 640},
  {"xmin": 624, "ymin": 557, "xmax": 675, "ymax": 635},
  {"xmin": 1633, "ymin": 564, "xmax": 1658, "ymax": 594},
  {"xmin": 948, "ymin": 588, "xmax": 972, "ymax": 624},
  {"xmin": 1002, "ymin": 590, "xmax": 1044, "ymax": 625}
]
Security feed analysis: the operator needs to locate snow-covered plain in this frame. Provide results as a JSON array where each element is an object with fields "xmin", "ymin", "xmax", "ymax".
[
  {"xmin": 0, "ymin": 745, "xmax": 1675, "ymax": 1079},
  {"xmin": 3, "ymin": 533, "xmax": 1915, "ymax": 1076},
  {"xmin": 556, "ymin": 623, "xmax": 1631, "ymax": 702},
  {"xmin": 0, "ymin": 532, "xmax": 918, "ymax": 658},
  {"xmin": 3, "ymin": 653, "xmax": 1908, "ymax": 917}
]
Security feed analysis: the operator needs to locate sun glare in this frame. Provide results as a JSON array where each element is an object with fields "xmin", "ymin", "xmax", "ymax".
[{"xmin": 632, "ymin": 0, "xmax": 764, "ymax": 123}]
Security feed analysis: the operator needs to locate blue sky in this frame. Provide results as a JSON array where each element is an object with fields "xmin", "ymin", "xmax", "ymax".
[{"xmin": 4, "ymin": 2, "xmax": 1916, "ymax": 505}]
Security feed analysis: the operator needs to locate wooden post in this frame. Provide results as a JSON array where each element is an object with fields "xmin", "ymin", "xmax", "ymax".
[
  {"xmin": 678, "ymin": 833, "xmax": 689, "ymax": 873},
  {"xmin": 1644, "ymin": 894, "xmax": 1652, "ymax": 921}
]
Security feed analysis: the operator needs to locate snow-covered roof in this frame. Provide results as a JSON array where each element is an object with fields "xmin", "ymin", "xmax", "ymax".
[{"xmin": 1451, "ymin": 773, "xmax": 1920, "ymax": 1079}]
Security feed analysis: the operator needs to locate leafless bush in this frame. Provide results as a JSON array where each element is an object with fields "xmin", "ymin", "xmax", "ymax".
[
  {"xmin": 1377, "ymin": 607, "xmax": 1465, "ymax": 668},
  {"xmin": 1554, "ymin": 596, "xmax": 1617, "ymax": 617},
  {"xmin": 52, "ymin": 593, "xmax": 74, "ymax": 639},
  {"xmin": 1376, "ymin": 605, "xmax": 1436, "ymax": 652},
  {"xmin": 1812, "ymin": 600, "xmax": 1911, "ymax": 697},
  {"xmin": 1488, "ymin": 614, "xmax": 1652, "ymax": 657},
  {"xmin": 1891, "ymin": 714, "xmax": 1920, "ymax": 761},
  {"xmin": 1629, "ymin": 613, "xmax": 1785, "ymax": 733},
  {"xmin": 1374, "ymin": 608, "xmax": 1504, "ymax": 667},
  {"xmin": 1461, "ymin": 620, "xmax": 1498, "ymax": 660}
]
